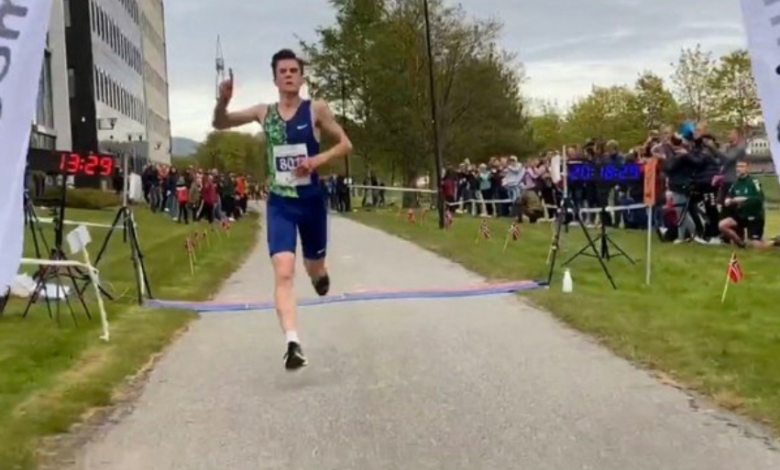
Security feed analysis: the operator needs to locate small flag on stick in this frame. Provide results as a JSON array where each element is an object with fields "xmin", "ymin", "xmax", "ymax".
[
  {"xmin": 444, "ymin": 210, "xmax": 453, "ymax": 229},
  {"xmin": 406, "ymin": 209, "xmax": 415, "ymax": 224},
  {"xmin": 185, "ymin": 237, "xmax": 195, "ymax": 274},
  {"xmin": 721, "ymin": 251, "xmax": 743, "ymax": 303},
  {"xmin": 503, "ymin": 221, "xmax": 521, "ymax": 251},
  {"xmin": 221, "ymin": 219, "xmax": 232, "ymax": 237},
  {"xmin": 475, "ymin": 219, "xmax": 491, "ymax": 243},
  {"xmin": 419, "ymin": 208, "xmax": 428, "ymax": 225},
  {"xmin": 202, "ymin": 229, "xmax": 210, "ymax": 247}
]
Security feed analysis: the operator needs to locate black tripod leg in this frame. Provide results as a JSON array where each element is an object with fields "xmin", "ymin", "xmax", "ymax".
[
  {"xmin": 93, "ymin": 208, "xmax": 124, "ymax": 266},
  {"xmin": 563, "ymin": 234, "xmax": 603, "ymax": 265},
  {"xmin": 129, "ymin": 212, "xmax": 153, "ymax": 300},
  {"xmin": 575, "ymin": 219, "xmax": 617, "ymax": 289},
  {"xmin": 66, "ymin": 267, "xmax": 91, "ymax": 320},
  {"xmin": 546, "ymin": 211, "xmax": 566, "ymax": 286},
  {"xmin": 606, "ymin": 236, "xmax": 636, "ymax": 264}
]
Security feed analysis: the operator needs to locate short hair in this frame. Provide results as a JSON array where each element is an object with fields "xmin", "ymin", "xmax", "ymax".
[{"xmin": 271, "ymin": 49, "xmax": 305, "ymax": 77}]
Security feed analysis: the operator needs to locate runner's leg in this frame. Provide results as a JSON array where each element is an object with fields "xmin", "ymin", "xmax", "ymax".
[
  {"xmin": 300, "ymin": 197, "xmax": 330, "ymax": 296},
  {"xmin": 266, "ymin": 195, "xmax": 307, "ymax": 370}
]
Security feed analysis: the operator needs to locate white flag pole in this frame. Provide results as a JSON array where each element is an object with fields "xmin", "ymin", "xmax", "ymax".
[{"xmin": 0, "ymin": 1, "xmax": 55, "ymax": 293}]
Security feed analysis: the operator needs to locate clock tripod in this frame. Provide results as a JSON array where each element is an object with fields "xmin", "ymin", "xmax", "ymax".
[
  {"xmin": 88, "ymin": 152, "xmax": 153, "ymax": 304},
  {"xmin": 22, "ymin": 172, "xmax": 102, "ymax": 323}
]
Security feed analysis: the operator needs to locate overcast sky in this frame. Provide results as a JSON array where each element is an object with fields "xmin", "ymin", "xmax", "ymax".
[{"xmin": 164, "ymin": 0, "xmax": 747, "ymax": 141}]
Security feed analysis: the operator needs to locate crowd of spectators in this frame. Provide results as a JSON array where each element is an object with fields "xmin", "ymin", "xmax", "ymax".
[
  {"xmin": 138, "ymin": 164, "xmax": 261, "ymax": 224},
  {"xmin": 440, "ymin": 122, "xmax": 779, "ymax": 249}
]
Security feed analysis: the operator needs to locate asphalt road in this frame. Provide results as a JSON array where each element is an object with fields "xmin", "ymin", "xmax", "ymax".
[{"xmin": 74, "ymin": 213, "xmax": 780, "ymax": 470}]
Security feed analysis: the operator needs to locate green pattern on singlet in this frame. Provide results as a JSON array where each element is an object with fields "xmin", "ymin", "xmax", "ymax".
[{"xmin": 262, "ymin": 105, "xmax": 298, "ymax": 198}]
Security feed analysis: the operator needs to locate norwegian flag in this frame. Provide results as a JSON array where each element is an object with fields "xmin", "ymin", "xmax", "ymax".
[
  {"xmin": 419, "ymin": 208, "xmax": 428, "ymax": 223},
  {"xmin": 509, "ymin": 221, "xmax": 520, "ymax": 240},
  {"xmin": 406, "ymin": 209, "xmax": 415, "ymax": 224},
  {"xmin": 221, "ymin": 219, "xmax": 231, "ymax": 233},
  {"xmin": 727, "ymin": 252, "xmax": 743, "ymax": 283},
  {"xmin": 184, "ymin": 237, "xmax": 194, "ymax": 254},
  {"xmin": 444, "ymin": 210, "xmax": 453, "ymax": 229},
  {"xmin": 479, "ymin": 220, "xmax": 491, "ymax": 239}
]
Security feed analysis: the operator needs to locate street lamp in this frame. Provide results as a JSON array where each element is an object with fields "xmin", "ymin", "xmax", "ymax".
[
  {"xmin": 340, "ymin": 69, "xmax": 350, "ymax": 178},
  {"xmin": 422, "ymin": 0, "xmax": 446, "ymax": 229}
]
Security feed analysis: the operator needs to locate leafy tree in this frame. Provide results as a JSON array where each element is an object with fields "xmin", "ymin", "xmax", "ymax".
[
  {"xmin": 301, "ymin": 0, "xmax": 534, "ymax": 190},
  {"xmin": 631, "ymin": 71, "xmax": 681, "ymax": 130},
  {"xmin": 171, "ymin": 155, "xmax": 197, "ymax": 169},
  {"xmin": 669, "ymin": 44, "xmax": 716, "ymax": 122},
  {"xmin": 708, "ymin": 49, "xmax": 760, "ymax": 132},
  {"xmin": 528, "ymin": 100, "xmax": 566, "ymax": 152},
  {"xmin": 194, "ymin": 131, "xmax": 264, "ymax": 178},
  {"xmin": 562, "ymin": 85, "xmax": 645, "ymax": 148}
]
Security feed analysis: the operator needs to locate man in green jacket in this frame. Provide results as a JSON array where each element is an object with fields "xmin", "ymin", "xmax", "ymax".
[{"xmin": 718, "ymin": 159, "xmax": 780, "ymax": 248}]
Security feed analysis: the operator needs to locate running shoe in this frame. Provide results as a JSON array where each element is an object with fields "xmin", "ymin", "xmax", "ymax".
[
  {"xmin": 312, "ymin": 273, "xmax": 330, "ymax": 296},
  {"xmin": 284, "ymin": 342, "xmax": 307, "ymax": 371}
]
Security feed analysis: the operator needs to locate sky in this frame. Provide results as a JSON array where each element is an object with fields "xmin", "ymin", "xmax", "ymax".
[{"xmin": 164, "ymin": 0, "xmax": 748, "ymax": 141}]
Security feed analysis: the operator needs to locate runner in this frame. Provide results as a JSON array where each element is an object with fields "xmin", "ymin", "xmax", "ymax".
[{"xmin": 212, "ymin": 49, "xmax": 352, "ymax": 370}]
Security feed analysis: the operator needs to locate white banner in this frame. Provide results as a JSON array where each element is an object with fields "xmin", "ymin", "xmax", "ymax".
[
  {"xmin": 740, "ymin": 0, "xmax": 780, "ymax": 187},
  {"xmin": 0, "ymin": 1, "xmax": 54, "ymax": 292}
]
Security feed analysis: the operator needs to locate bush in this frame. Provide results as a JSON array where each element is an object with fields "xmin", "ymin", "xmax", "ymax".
[{"xmin": 34, "ymin": 188, "xmax": 120, "ymax": 210}]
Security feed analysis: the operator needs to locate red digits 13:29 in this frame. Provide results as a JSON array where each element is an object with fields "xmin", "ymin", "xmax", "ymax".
[{"xmin": 58, "ymin": 152, "xmax": 114, "ymax": 176}]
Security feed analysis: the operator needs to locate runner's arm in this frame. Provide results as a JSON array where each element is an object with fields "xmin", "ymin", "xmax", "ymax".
[
  {"xmin": 313, "ymin": 99, "xmax": 353, "ymax": 163},
  {"xmin": 212, "ymin": 102, "xmax": 264, "ymax": 130}
]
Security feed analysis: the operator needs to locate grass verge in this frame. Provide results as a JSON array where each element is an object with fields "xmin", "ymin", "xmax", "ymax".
[
  {"xmin": 349, "ymin": 207, "xmax": 780, "ymax": 432},
  {"xmin": 0, "ymin": 207, "xmax": 260, "ymax": 470}
]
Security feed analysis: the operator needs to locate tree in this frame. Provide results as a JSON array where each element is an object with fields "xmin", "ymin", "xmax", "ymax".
[
  {"xmin": 708, "ymin": 49, "xmax": 760, "ymax": 132},
  {"xmin": 301, "ymin": 0, "xmax": 534, "ymax": 192},
  {"xmin": 528, "ymin": 100, "xmax": 566, "ymax": 152},
  {"xmin": 631, "ymin": 71, "xmax": 681, "ymax": 130},
  {"xmin": 194, "ymin": 131, "xmax": 264, "ymax": 178},
  {"xmin": 669, "ymin": 44, "xmax": 716, "ymax": 122},
  {"xmin": 562, "ymin": 85, "xmax": 645, "ymax": 147}
]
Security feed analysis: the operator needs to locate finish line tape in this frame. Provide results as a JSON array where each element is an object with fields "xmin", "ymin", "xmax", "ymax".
[{"xmin": 145, "ymin": 280, "xmax": 546, "ymax": 313}]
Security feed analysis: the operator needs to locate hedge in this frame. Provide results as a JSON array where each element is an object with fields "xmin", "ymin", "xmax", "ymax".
[{"xmin": 33, "ymin": 188, "xmax": 120, "ymax": 210}]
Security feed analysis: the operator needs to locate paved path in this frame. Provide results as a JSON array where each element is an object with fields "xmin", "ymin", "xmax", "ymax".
[{"xmin": 75, "ymin": 213, "xmax": 780, "ymax": 470}]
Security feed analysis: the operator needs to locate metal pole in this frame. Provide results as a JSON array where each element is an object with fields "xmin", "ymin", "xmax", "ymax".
[
  {"xmin": 122, "ymin": 149, "xmax": 130, "ymax": 208},
  {"xmin": 422, "ymin": 0, "xmax": 446, "ymax": 229},
  {"xmin": 341, "ymin": 76, "xmax": 350, "ymax": 178}
]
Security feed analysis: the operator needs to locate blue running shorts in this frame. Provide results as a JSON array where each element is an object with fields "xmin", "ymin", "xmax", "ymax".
[{"xmin": 266, "ymin": 192, "xmax": 328, "ymax": 259}]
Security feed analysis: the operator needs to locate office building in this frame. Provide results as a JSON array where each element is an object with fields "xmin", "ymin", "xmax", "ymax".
[
  {"xmin": 27, "ymin": 0, "xmax": 73, "ymax": 192},
  {"xmin": 140, "ymin": 0, "xmax": 172, "ymax": 163},
  {"xmin": 64, "ymin": 0, "xmax": 171, "ymax": 170},
  {"xmin": 30, "ymin": 0, "xmax": 71, "ymax": 154}
]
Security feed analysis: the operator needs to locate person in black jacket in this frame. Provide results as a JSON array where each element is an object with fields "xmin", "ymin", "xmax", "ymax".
[{"xmin": 663, "ymin": 137, "xmax": 701, "ymax": 243}]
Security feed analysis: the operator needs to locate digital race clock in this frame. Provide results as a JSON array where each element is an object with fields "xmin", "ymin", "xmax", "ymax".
[
  {"xmin": 567, "ymin": 162, "xmax": 642, "ymax": 183},
  {"xmin": 57, "ymin": 151, "xmax": 115, "ymax": 176}
]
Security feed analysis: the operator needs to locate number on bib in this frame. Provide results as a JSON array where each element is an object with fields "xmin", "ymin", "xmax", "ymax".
[{"xmin": 275, "ymin": 156, "xmax": 299, "ymax": 172}]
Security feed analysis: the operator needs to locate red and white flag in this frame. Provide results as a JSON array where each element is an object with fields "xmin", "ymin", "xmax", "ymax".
[
  {"xmin": 478, "ymin": 220, "xmax": 491, "ymax": 240},
  {"xmin": 509, "ymin": 221, "xmax": 520, "ymax": 240},
  {"xmin": 444, "ymin": 210, "xmax": 453, "ymax": 229},
  {"xmin": 721, "ymin": 251, "xmax": 744, "ymax": 303},
  {"xmin": 727, "ymin": 252, "xmax": 743, "ymax": 283}
]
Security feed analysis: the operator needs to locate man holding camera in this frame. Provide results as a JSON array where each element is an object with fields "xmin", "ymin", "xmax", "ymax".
[{"xmin": 718, "ymin": 159, "xmax": 780, "ymax": 249}]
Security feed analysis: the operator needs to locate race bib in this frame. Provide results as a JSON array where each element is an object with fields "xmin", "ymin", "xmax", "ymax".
[{"xmin": 273, "ymin": 144, "xmax": 311, "ymax": 187}]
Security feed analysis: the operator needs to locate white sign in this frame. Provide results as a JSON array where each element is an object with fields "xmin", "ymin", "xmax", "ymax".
[
  {"xmin": 273, "ymin": 143, "xmax": 311, "ymax": 187},
  {"xmin": 0, "ymin": 1, "xmax": 55, "ymax": 292},
  {"xmin": 66, "ymin": 225, "xmax": 92, "ymax": 255},
  {"xmin": 740, "ymin": 0, "xmax": 780, "ymax": 188}
]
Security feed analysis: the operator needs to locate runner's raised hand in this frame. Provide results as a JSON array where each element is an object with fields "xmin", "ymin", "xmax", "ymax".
[{"xmin": 217, "ymin": 68, "xmax": 234, "ymax": 104}]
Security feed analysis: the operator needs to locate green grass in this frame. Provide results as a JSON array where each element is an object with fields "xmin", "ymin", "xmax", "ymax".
[
  {"xmin": 757, "ymin": 174, "xmax": 779, "ymax": 204},
  {"xmin": 0, "ymin": 206, "xmax": 260, "ymax": 470},
  {"xmin": 349, "ymin": 207, "xmax": 780, "ymax": 432}
]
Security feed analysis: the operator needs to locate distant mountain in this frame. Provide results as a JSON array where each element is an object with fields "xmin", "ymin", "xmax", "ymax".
[{"xmin": 172, "ymin": 137, "xmax": 200, "ymax": 156}]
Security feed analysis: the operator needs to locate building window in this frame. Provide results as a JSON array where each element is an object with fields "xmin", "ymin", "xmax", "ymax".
[
  {"xmin": 63, "ymin": 0, "xmax": 71, "ymax": 27},
  {"xmin": 34, "ymin": 52, "xmax": 55, "ymax": 129},
  {"xmin": 30, "ymin": 131, "xmax": 56, "ymax": 151},
  {"xmin": 67, "ymin": 67, "xmax": 76, "ymax": 99}
]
